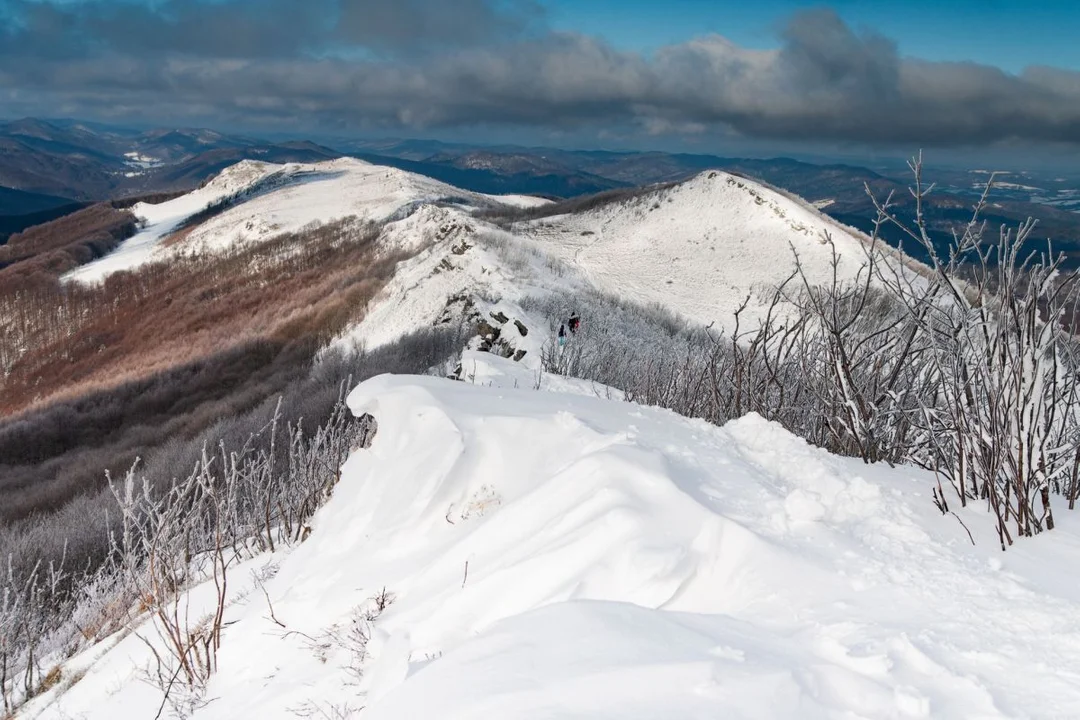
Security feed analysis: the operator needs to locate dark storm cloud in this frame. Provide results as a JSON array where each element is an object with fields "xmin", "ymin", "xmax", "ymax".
[{"xmin": 2, "ymin": 2, "xmax": 1080, "ymax": 147}]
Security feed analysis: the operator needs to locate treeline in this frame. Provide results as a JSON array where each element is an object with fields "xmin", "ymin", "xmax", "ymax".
[
  {"xmin": 0, "ymin": 202, "xmax": 89, "ymax": 246},
  {"xmin": 0, "ymin": 203, "xmax": 138, "ymax": 282},
  {"xmin": 1, "ymin": 217, "xmax": 398, "ymax": 413},
  {"xmin": 0, "ymin": 194, "xmax": 467, "ymax": 713}
]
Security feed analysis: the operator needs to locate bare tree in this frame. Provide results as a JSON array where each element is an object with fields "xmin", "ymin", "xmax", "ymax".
[{"xmin": 867, "ymin": 154, "xmax": 1080, "ymax": 547}]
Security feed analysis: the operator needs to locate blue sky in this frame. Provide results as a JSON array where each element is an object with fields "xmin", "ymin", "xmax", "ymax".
[
  {"xmin": 543, "ymin": 0, "xmax": 1079, "ymax": 73},
  {"xmin": 2, "ymin": 0, "xmax": 1080, "ymax": 162}
]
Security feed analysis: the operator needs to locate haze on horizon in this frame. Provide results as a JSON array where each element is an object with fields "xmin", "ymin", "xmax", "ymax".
[{"xmin": 2, "ymin": 0, "xmax": 1080, "ymax": 168}]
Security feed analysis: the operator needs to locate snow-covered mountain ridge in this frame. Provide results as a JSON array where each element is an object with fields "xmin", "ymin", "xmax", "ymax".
[
  {"xmin": 20, "ymin": 358, "xmax": 1080, "ymax": 719},
  {"xmin": 63, "ymin": 157, "xmax": 884, "ymax": 335},
  {"xmin": 26, "ymin": 159, "xmax": 1077, "ymax": 720},
  {"xmin": 62, "ymin": 157, "xmax": 547, "ymax": 285},
  {"xmin": 44, "ymin": 161, "xmax": 1080, "ymax": 720}
]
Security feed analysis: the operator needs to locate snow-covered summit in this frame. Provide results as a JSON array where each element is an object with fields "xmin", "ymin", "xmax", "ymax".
[
  {"xmin": 63, "ymin": 157, "xmax": 548, "ymax": 284},
  {"xmin": 198, "ymin": 158, "xmax": 279, "ymax": 195},
  {"xmin": 329, "ymin": 167, "xmax": 900, "ymax": 362},
  {"xmin": 521, "ymin": 170, "xmax": 877, "ymax": 330}
]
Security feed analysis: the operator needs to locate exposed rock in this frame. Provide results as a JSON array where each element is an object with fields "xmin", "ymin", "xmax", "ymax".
[
  {"xmin": 435, "ymin": 292, "xmax": 477, "ymax": 325},
  {"xmin": 489, "ymin": 338, "xmax": 515, "ymax": 358},
  {"xmin": 353, "ymin": 413, "xmax": 378, "ymax": 450},
  {"xmin": 436, "ymin": 218, "xmax": 474, "ymax": 243},
  {"xmin": 513, "ymin": 319, "xmax": 528, "ymax": 336}
]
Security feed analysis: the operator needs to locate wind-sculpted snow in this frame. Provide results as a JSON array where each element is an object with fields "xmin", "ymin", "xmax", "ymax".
[
  {"xmin": 25, "ymin": 362, "xmax": 1080, "ymax": 719},
  {"xmin": 26, "ymin": 159, "xmax": 1080, "ymax": 719}
]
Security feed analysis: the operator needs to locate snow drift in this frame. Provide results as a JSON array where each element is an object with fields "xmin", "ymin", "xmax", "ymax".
[{"xmin": 25, "ymin": 357, "xmax": 1080, "ymax": 719}]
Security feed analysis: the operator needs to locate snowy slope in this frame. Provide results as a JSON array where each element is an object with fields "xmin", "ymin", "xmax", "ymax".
[
  {"xmin": 23, "ymin": 364, "xmax": 1080, "ymax": 719},
  {"xmin": 521, "ymin": 171, "xmax": 881, "ymax": 330},
  {"xmin": 326, "ymin": 204, "xmax": 582, "ymax": 363},
  {"xmin": 65, "ymin": 157, "xmax": 885, "ymax": 343},
  {"xmin": 322, "ymin": 167, "xmax": 925, "ymax": 382},
  {"xmin": 63, "ymin": 160, "xmax": 281, "ymax": 284},
  {"xmin": 63, "ymin": 157, "xmax": 549, "ymax": 284},
  {"xmin": 331, "ymin": 169, "xmax": 894, "ymax": 361}
]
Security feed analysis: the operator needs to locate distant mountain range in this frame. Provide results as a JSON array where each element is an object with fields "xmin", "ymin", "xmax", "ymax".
[
  {"xmin": 0, "ymin": 118, "xmax": 340, "ymax": 201},
  {"xmin": 3, "ymin": 118, "xmax": 1080, "ymax": 265}
]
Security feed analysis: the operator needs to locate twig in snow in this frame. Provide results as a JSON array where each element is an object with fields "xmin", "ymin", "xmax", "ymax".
[
  {"xmin": 259, "ymin": 582, "xmax": 287, "ymax": 629},
  {"xmin": 950, "ymin": 511, "xmax": 976, "ymax": 547}
]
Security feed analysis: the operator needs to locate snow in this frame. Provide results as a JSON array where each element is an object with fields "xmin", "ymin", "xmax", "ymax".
[
  {"xmin": 23, "ymin": 365, "xmax": 1080, "ymax": 720},
  {"xmin": 123, "ymin": 151, "xmax": 162, "ymax": 169},
  {"xmin": 325, "ymin": 204, "xmax": 580, "ymax": 364},
  {"xmin": 518, "ymin": 171, "xmax": 880, "ymax": 331},
  {"xmin": 171, "ymin": 158, "xmax": 517, "ymax": 258},
  {"xmin": 330, "ymin": 169, "xmax": 901, "ymax": 364},
  {"xmin": 63, "ymin": 160, "xmax": 282, "ymax": 284},
  {"xmin": 65, "ymin": 157, "xmax": 891, "ymax": 343},
  {"xmin": 31, "ymin": 158, "xmax": 1080, "ymax": 717},
  {"xmin": 476, "ymin": 192, "xmax": 551, "ymax": 209},
  {"xmin": 975, "ymin": 181, "xmax": 1043, "ymax": 192},
  {"xmin": 63, "ymin": 158, "xmax": 550, "ymax": 284}
]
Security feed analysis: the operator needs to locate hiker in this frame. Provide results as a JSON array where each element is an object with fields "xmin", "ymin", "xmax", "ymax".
[
  {"xmin": 558, "ymin": 324, "xmax": 566, "ymax": 347},
  {"xmin": 568, "ymin": 312, "xmax": 580, "ymax": 333}
]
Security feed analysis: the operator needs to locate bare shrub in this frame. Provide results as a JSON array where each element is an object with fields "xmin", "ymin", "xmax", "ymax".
[
  {"xmin": 523, "ymin": 157, "xmax": 1080, "ymax": 548},
  {"xmin": 865, "ymin": 156, "xmax": 1080, "ymax": 546},
  {"xmin": 0, "ymin": 323, "xmax": 465, "ymax": 714},
  {"xmin": 0, "ymin": 216, "xmax": 420, "ymax": 569},
  {"xmin": 474, "ymin": 229, "xmax": 569, "ymax": 278}
]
